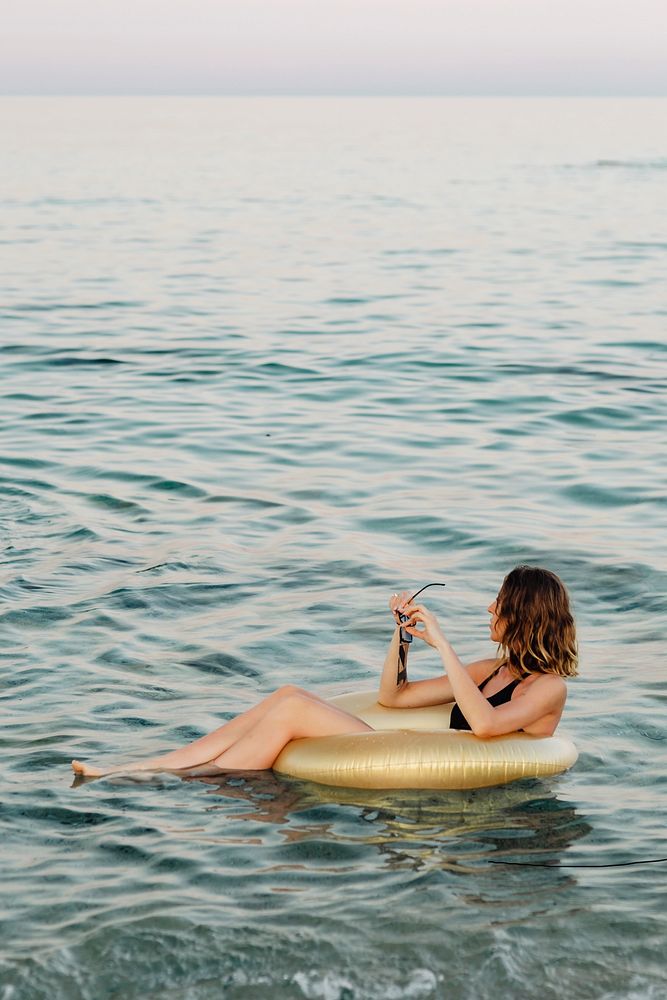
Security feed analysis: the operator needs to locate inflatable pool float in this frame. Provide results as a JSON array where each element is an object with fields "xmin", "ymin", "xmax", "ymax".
[{"xmin": 273, "ymin": 690, "xmax": 578, "ymax": 790}]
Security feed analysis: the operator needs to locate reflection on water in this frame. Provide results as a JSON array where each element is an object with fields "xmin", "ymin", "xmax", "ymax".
[{"xmin": 191, "ymin": 770, "xmax": 592, "ymax": 877}]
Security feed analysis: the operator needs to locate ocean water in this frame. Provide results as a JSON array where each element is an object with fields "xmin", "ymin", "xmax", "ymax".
[{"xmin": 1, "ymin": 96, "xmax": 666, "ymax": 1000}]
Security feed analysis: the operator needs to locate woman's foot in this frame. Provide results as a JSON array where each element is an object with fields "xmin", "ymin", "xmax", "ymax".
[
  {"xmin": 70, "ymin": 759, "xmax": 203, "ymax": 778},
  {"xmin": 71, "ymin": 759, "xmax": 104, "ymax": 777}
]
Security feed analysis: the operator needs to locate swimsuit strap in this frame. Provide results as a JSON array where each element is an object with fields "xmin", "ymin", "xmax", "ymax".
[
  {"xmin": 479, "ymin": 665, "xmax": 500, "ymax": 690},
  {"xmin": 450, "ymin": 669, "xmax": 521, "ymax": 732}
]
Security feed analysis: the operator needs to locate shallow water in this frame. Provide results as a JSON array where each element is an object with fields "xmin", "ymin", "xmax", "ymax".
[{"xmin": 1, "ymin": 96, "xmax": 666, "ymax": 999}]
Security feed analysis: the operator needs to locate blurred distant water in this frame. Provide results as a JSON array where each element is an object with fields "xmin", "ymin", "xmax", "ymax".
[{"xmin": 0, "ymin": 97, "xmax": 666, "ymax": 999}]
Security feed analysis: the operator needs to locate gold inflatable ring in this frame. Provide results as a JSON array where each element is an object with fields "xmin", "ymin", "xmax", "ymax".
[{"xmin": 273, "ymin": 690, "xmax": 578, "ymax": 789}]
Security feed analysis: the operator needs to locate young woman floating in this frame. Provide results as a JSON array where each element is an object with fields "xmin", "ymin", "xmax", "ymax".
[{"xmin": 72, "ymin": 565, "xmax": 577, "ymax": 778}]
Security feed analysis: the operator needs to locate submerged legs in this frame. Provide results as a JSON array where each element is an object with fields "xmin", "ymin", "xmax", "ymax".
[{"xmin": 71, "ymin": 686, "xmax": 370, "ymax": 777}]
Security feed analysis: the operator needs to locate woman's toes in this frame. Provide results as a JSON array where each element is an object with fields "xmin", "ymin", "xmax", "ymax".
[{"xmin": 71, "ymin": 760, "xmax": 103, "ymax": 777}]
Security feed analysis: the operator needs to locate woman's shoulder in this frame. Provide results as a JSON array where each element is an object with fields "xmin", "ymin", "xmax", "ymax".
[
  {"xmin": 518, "ymin": 671, "xmax": 567, "ymax": 704},
  {"xmin": 466, "ymin": 657, "xmax": 502, "ymax": 683}
]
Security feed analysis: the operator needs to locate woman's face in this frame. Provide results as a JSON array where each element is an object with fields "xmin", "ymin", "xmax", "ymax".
[{"xmin": 487, "ymin": 597, "xmax": 505, "ymax": 643}]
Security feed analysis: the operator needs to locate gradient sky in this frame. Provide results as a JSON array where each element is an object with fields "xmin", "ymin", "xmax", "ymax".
[{"xmin": 2, "ymin": 0, "xmax": 666, "ymax": 96}]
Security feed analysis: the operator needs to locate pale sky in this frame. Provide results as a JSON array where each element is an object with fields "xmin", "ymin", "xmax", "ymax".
[{"xmin": 2, "ymin": 0, "xmax": 666, "ymax": 96}]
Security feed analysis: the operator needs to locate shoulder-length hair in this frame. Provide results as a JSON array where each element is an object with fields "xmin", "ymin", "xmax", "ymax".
[{"xmin": 497, "ymin": 565, "xmax": 578, "ymax": 678}]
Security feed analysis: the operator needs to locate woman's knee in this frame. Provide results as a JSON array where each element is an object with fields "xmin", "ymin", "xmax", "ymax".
[
  {"xmin": 269, "ymin": 690, "xmax": 311, "ymax": 720},
  {"xmin": 274, "ymin": 684, "xmax": 307, "ymax": 700}
]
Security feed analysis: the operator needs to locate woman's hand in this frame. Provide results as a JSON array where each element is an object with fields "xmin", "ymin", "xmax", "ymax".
[
  {"xmin": 400, "ymin": 603, "xmax": 447, "ymax": 650},
  {"xmin": 388, "ymin": 591, "xmax": 411, "ymax": 625}
]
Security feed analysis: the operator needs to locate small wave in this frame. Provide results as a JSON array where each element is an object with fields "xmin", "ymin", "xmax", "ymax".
[
  {"xmin": 455, "ymin": 321, "xmax": 505, "ymax": 329},
  {"xmin": 594, "ymin": 158, "xmax": 667, "ymax": 170},
  {"xmin": 6, "ymin": 300, "xmax": 144, "ymax": 312},
  {"xmin": 560, "ymin": 483, "xmax": 651, "ymax": 509},
  {"xmin": 85, "ymin": 493, "xmax": 148, "ymax": 515},
  {"xmin": 2, "ymin": 196, "xmax": 160, "ymax": 208},
  {"xmin": 565, "ymin": 158, "xmax": 667, "ymax": 171},
  {"xmin": 577, "ymin": 278, "xmax": 643, "ymax": 287},
  {"xmin": 0, "ymin": 350, "xmax": 125, "ymax": 369},
  {"xmin": 601, "ymin": 339, "xmax": 667, "ymax": 354},
  {"xmin": 0, "ymin": 605, "xmax": 72, "ymax": 628},
  {"xmin": 617, "ymin": 240, "xmax": 667, "ymax": 251},
  {"xmin": 293, "ymin": 967, "xmax": 439, "ymax": 999},
  {"xmin": 147, "ymin": 478, "xmax": 207, "ymax": 498},
  {"xmin": 7, "ymin": 803, "xmax": 116, "ymax": 828},
  {"xmin": 324, "ymin": 293, "xmax": 405, "ymax": 305},
  {"xmin": 383, "ymin": 247, "xmax": 458, "ymax": 256},
  {"xmin": 184, "ymin": 651, "xmax": 260, "ymax": 678},
  {"xmin": 0, "ymin": 454, "xmax": 55, "ymax": 469},
  {"xmin": 203, "ymin": 493, "xmax": 284, "ymax": 510},
  {"xmin": 44, "ymin": 354, "xmax": 126, "ymax": 367},
  {"xmin": 63, "ymin": 526, "xmax": 99, "ymax": 542},
  {"xmin": 554, "ymin": 405, "xmax": 647, "ymax": 429}
]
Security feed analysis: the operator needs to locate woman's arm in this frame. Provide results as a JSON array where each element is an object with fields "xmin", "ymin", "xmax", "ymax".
[
  {"xmin": 380, "ymin": 659, "xmax": 504, "ymax": 709},
  {"xmin": 401, "ymin": 603, "xmax": 566, "ymax": 735},
  {"xmin": 434, "ymin": 636, "xmax": 564, "ymax": 735},
  {"xmin": 376, "ymin": 591, "xmax": 409, "ymax": 707},
  {"xmin": 377, "ymin": 592, "xmax": 495, "ymax": 709},
  {"xmin": 377, "ymin": 621, "xmax": 415, "ymax": 706}
]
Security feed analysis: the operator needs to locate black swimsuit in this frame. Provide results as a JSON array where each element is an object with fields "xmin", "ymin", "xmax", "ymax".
[{"xmin": 449, "ymin": 671, "xmax": 521, "ymax": 731}]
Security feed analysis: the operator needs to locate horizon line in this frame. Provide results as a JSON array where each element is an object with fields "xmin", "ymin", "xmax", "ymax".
[{"xmin": 2, "ymin": 91, "xmax": 667, "ymax": 99}]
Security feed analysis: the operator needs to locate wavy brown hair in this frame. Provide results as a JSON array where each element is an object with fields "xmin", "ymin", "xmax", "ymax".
[{"xmin": 496, "ymin": 566, "xmax": 578, "ymax": 678}]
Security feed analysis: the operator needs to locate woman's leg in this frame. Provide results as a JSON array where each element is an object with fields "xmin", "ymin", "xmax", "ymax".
[
  {"xmin": 208, "ymin": 691, "xmax": 372, "ymax": 770},
  {"xmin": 72, "ymin": 685, "xmax": 326, "ymax": 777}
]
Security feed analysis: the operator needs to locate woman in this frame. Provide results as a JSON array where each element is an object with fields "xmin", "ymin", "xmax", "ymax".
[
  {"xmin": 72, "ymin": 565, "xmax": 577, "ymax": 777},
  {"xmin": 380, "ymin": 565, "xmax": 577, "ymax": 736}
]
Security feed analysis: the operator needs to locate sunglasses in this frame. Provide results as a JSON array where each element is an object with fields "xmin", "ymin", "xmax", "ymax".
[{"xmin": 396, "ymin": 582, "xmax": 446, "ymax": 684}]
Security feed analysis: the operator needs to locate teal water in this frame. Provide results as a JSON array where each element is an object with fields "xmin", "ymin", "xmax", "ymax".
[{"xmin": 1, "ymin": 97, "xmax": 666, "ymax": 999}]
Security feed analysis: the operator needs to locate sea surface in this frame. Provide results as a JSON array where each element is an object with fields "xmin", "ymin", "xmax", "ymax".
[{"xmin": 1, "ymin": 97, "xmax": 666, "ymax": 1000}]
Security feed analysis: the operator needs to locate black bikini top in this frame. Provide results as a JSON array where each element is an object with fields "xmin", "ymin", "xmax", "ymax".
[{"xmin": 449, "ymin": 669, "xmax": 521, "ymax": 732}]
